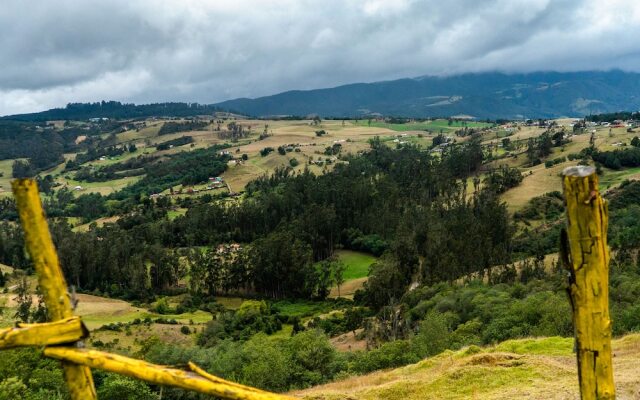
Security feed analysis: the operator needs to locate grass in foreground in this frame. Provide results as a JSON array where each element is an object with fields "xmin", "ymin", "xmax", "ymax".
[{"xmin": 295, "ymin": 334, "xmax": 640, "ymax": 399}]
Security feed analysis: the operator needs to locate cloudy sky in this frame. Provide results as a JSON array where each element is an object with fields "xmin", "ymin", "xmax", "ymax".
[{"xmin": 1, "ymin": 0, "xmax": 640, "ymax": 115}]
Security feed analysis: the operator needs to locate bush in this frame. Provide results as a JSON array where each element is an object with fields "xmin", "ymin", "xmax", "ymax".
[
  {"xmin": 286, "ymin": 330, "xmax": 337, "ymax": 386},
  {"xmin": 97, "ymin": 374, "xmax": 159, "ymax": 400},
  {"xmin": 260, "ymin": 147, "xmax": 274, "ymax": 157},
  {"xmin": 0, "ymin": 377, "xmax": 27, "ymax": 400},
  {"xmin": 240, "ymin": 334, "xmax": 291, "ymax": 391},
  {"xmin": 198, "ymin": 300, "xmax": 282, "ymax": 346},
  {"xmin": 180, "ymin": 325, "xmax": 191, "ymax": 335},
  {"xmin": 152, "ymin": 298, "xmax": 174, "ymax": 315},
  {"xmin": 544, "ymin": 156, "xmax": 567, "ymax": 168},
  {"xmin": 350, "ymin": 340, "xmax": 419, "ymax": 374},
  {"xmin": 412, "ymin": 311, "xmax": 451, "ymax": 357}
]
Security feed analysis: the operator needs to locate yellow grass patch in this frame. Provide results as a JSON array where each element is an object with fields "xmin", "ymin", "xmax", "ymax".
[{"xmin": 294, "ymin": 335, "xmax": 640, "ymax": 400}]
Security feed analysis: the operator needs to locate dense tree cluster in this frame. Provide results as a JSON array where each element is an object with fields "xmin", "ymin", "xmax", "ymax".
[
  {"xmin": 155, "ymin": 135, "xmax": 194, "ymax": 151},
  {"xmin": 73, "ymin": 155, "xmax": 154, "ymax": 182},
  {"xmin": 158, "ymin": 120, "xmax": 209, "ymax": 135},
  {"xmin": 0, "ymin": 122, "xmax": 65, "ymax": 175},
  {"xmin": 2, "ymin": 101, "xmax": 225, "ymax": 122},
  {"xmin": 1, "ymin": 139, "xmax": 513, "ymax": 303},
  {"xmin": 218, "ymin": 122, "xmax": 251, "ymax": 141},
  {"xmin": 592, "ymin": 147, "xmax": 640, "ymax": 169},
  {"xmin": 586, "ymin": 111, "xmax": 640, "ymax": 123},
  {"xmin": 526, "ymin": 131, "xmax": 554, "ymax": 166},
  {"xmin": 484, "ymin": 165, "xmax": 523, "ymax": 193}
]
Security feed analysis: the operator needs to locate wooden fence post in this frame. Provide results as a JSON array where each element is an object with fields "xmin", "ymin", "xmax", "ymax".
[
  {"xmin": 561, "ymin": 166, "xmax": 615, "ymax": 400},
  {"xmin": 12, "ymin": 179, "xmax": 97, "ymax": 399}
]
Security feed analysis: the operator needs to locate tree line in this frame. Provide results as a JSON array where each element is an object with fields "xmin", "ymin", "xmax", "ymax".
[{"xmin": 1, "ymin": 137, "xmax": 517, "ymax": 303}]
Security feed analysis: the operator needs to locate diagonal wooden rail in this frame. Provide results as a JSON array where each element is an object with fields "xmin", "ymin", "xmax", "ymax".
[{"xmin": 10, "ymin": 178, "xmax": 294, "ymax": 400}]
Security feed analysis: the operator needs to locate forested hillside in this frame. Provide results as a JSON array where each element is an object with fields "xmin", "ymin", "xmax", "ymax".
[
  {"xmin": 1, "ymin": 101, "xmax": 225, "ymax": 121},
  {"xmin": 1, "ymin": 113, "xmax": 640, "ymax": 399}
]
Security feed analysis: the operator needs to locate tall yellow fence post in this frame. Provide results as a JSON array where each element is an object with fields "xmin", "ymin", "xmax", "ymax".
[
  {"xmin": 12, "ymin": 179, "xmax": 97, "ymax": 399},
  {"xmin": 561, "ymin": 166, "xmax": 615, "ymax": 400}
]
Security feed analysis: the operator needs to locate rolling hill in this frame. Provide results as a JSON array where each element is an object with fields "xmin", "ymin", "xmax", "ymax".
[{"xmin": 295, "ymin": 335, "xmax": 640, "ymax": 399}]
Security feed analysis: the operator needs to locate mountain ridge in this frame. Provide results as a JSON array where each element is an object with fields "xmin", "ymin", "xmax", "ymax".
[
  {"xmin": 213, "ymin": 70, "xmax": 640, "ymax": 119},
  {"xmin": 4, "ymin": 70, "xmax": 640, "ymax": 121}
]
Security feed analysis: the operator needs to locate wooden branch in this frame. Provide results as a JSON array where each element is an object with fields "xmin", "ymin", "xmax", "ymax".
[
  {"xmin": 561, "ymin": 166, "xmax": 615, "ymax": 400},
  {"xmin": 0, "ymin": 317, "xmax": 87, "ymax": 349},
  {"xmin": 12, "ymin": 179, "xmax": 97, "ymax": 399},
  {"xmin": 44, "ymin": 347, "xmax": 297, "ymax": 400}
]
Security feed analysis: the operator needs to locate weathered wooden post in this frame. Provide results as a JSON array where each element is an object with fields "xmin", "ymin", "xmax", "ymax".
[
  {"xmin": 12, "ymin": 179, "xmax": 97, "ymax": 399},
  {"xmin": 561, "ymin": 166, "xmax": 615, "ymax": 400}
]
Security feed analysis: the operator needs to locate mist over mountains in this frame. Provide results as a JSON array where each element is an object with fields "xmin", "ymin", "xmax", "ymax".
[
  {"xmin": 213, "ymin": 70, "xmax": 640, "ymax": 120},
  {"xmin": 4, "ymin": 70, "xmax": 640, "ymax": 121}
]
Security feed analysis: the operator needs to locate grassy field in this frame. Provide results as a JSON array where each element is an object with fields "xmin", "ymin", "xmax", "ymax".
[
  {"xmin": 60, "ymin": 175, "xmax": 142, "ymax": 196},
  {"xmin": 272, "ymin": 299, "xmax": 337, "ymax": 319},
  {"xmin": 496, "ymin": 126, "xmax": 640, "ymax": 211},
  {"xmin": 354, "ymin": 119, "xmax": 493, "ymax": 132},
  {"xmin": 335, "ymin": 250, "xmax": 377, "ymax": 280},
  {"xmin": 167, "ymin": 208, "xmax": 188, "ymax": 220},
  {"xmin": 599, "ymin": 166, "xmax": 640, "ymax": 190},
  {"xmin": 0, "ymin": 159, "xmax": 13, "ymax": 196},
  {"xmin": 73, "ymin": 216, "xmax": 121, "ymax": 232},
  {"xmin": 71, "ymin": 294, "xmax": 213, "ymax": 329},
  {"xmin": 295, "ymin": 334, "xmax": 640, "ymax": 399}
]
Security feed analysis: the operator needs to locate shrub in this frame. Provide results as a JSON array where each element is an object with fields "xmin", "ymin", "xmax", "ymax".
[
  {"xmin": 152, "ymin": 298, "xmax": 174, "ymax": 315},
  {"xmin": 350, "ymin": 340, "xmax": 419, "ymax": 374},
  {"xmin": 260, "ymin": 147, "xmax": 274, "ymax": 157},
  {"xmin": 97, "ymin": 374, "xmax": 159, "ymax": 400}
]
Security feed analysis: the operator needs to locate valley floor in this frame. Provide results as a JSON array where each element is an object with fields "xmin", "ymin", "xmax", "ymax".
[{"xmin": 294, "ymin": 335, "xmax": 640, "ymax": 400}]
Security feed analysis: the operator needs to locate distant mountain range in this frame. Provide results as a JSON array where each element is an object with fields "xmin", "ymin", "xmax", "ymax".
[
  {"xmin": 214, "ymin": 70, "xmax": 640, "ymax": 119},
  {"xmin": 4, "ymin": 70, "xmax": 640, "ymax": 121}
]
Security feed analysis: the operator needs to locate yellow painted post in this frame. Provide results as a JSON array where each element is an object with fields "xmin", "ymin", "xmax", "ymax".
[
  {"xmin": 12, "ymin": 179, "xmax": 97, "ymax": 399},
  {"xmin": 561, "ymin": 166, "xmax": 615, "ymax": 400}
]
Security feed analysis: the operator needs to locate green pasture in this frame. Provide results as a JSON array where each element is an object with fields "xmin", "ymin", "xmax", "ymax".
[
  {"xmin": 599, "ymin": 166, "xmax": 640, "ymax": 190},
  {"xmin": 335, "ymin": 250, "xmax": 377, "ymax": 280},
  {"xmin": 354, "ymin": 119, "xmax": 492, "ymax": 132}
]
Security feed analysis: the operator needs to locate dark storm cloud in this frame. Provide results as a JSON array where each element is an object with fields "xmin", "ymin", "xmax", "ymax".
[{"xmin": 1, "ymin": 0, "xmax": 639, "ymax": 115}]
